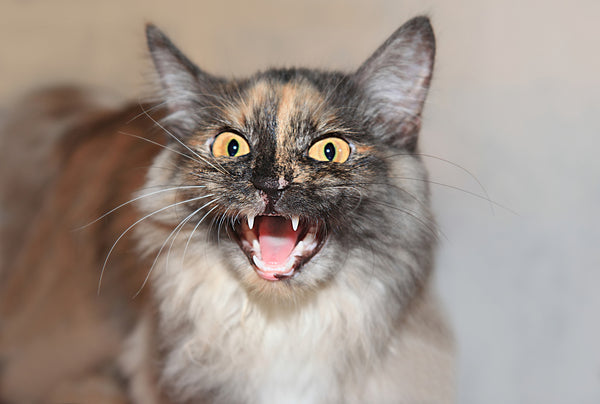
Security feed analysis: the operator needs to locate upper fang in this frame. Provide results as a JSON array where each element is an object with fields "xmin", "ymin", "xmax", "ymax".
[
  {"xmin": 248, "ymin": 215, "xmax": 255, "ymax": 230},
  {"xmin": 291, "ymin": 216, "xmax": 299, "ymax": 231}
]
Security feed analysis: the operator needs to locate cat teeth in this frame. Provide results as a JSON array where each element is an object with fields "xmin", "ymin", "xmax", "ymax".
[
  {"xmin": 247, "ymin": 214, "xmax": 299, "ymax": 231},
  {"xmin": 252, "ymin": 255, "xmax": 295, "ymax": 279}
]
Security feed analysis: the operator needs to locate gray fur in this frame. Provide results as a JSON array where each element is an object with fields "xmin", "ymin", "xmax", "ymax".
[{"xmin": 138, "ymin": 16, "xmax": 453, "ymax": 403}]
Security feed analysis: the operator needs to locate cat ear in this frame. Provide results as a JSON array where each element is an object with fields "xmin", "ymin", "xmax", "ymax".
[
  {"xmin": 146, "ymin": 24, "xmax": 217, "ymax": 130},
  {"xmin": 354, "ymin": 16, "xmax": 435, "ymax": 150}
]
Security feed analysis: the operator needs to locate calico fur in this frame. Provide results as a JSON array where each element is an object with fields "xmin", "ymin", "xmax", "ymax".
[
  {"xmin": 0, "ymin": 96, "xmax": 163, "ymax": 402},
  {"xmin": 0, "ymin": 16, "xmax": 454, "ymax": 403}
]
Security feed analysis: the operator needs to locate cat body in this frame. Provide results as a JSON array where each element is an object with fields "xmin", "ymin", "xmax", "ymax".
[{"xmin": 0, "ymin": 17, "xmax": 454, "ymax": 403}]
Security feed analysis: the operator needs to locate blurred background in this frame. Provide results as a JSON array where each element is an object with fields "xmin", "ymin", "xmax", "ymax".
[{"xmin": 1, "ymin": 0, "xmax": 598, "ymax": 402}]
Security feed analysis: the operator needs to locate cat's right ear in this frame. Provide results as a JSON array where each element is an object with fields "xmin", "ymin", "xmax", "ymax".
[{"xmin": 146, "ymin": 24, "xmax": 217, "ymax": 130}]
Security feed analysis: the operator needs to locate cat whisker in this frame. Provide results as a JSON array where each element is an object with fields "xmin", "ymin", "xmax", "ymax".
[
  {"xmin": 134, "ymin": 199, "xmax": 219, "ymax": 298},
  {"xmin": 347, "ymin": 151, "xmax": 510, "ymax": 215},
  {"xmin": 190, "ymin": 172, "xmax": 229, "ymax": 183},
  {"xmin": 356, "ymin": 197, "xmax": 443, "ymax": 242},
  {"xmin": 415, "ymin": 153, "xmax": 491, "ymax": 205},
  {"xmin": 98, "ymin": 193, "xmax": 215, "ymax": 294},
  {"xmin": 77, "ymin": 184, "xmax": 206, "ymax": 230},
  {"xmin": 328, "ymin": 181, "xmax": 431, "ymax": 217},
  {"xmin": 332, "ymin": 190, "xmax": 440, "ymax": 240},
  {"xmin": 315, "ymin": 181, "xmax": 444, "ymax": 243},
  {"xmin": 321, "ymin": 185, "xmax": 441, "ymax": 242},
  {"xmin": 319, "ymin": 184, "xmax": 366, "ymax": 214},
  {"xmin": 139, "ymin": 104, "xmax": 232, "ymax": 176},
  {"xmin": 182, "ymin": 203, "xmax": 220, "ymax": 265},
  {"xmin": 215, "ymin": 212, "xmax": 224, "ymax": 245},
  {"xmin": 371, "ymin": 151, "xmax": 497, "ymax": 214},
  {"xmin": 216, "ymin": 206, "xmax": 234, "ymax": 245},
  {"xmin": 207, "ymin": 210, "xmax": 222, "ymax": 244},
  {"xmin": 128, "ymin": 97, "xmax": 227, "ymax": 126},
  {"xmin": 231, "ymin": 211, "xmax": 242, "ymax": 229},
  {"xmin": 126, "ymin": 100, "xmax": 170, "ymax": 124},
  {"xmin": 134, "ymin": 204, "xmax": 207, "ymax": 298},
  {"xmin": 119, "ymin": 131, "xmax": 206, "ymax": 167},
  {"xmin": 390, "ymin": 176, "xmax": 516, "ymax": 215}
]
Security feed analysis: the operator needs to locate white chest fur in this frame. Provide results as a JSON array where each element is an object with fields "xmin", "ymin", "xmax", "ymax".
[{"xmin": 148, "ymin": 244, "xmax": 388, "ymax": 403}]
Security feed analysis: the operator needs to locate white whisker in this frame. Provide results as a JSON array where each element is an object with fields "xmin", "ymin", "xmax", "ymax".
[
  {"xmin": 126, "ymin": 100, "xmax": 170, "ymax": 124},
  {"xmin": 139, "ymin": 104, "xmax": 231, "ymax": 176},
  {"xmin": 133, "ymin": 199, "xmax": 217, "ymax": 298},
  {"xmin": 166, "ymin": 202, "xmax": 218, "ymax": 269},
  {"xmin": 391, "ymin": 176, "xmax": 516, "ymax": 215},
  {"xmin": 216, "ymin": 206, "xmax": 232, "ymax": 245},
  {"xmin": 118, "ymin": 131, "xmax": 204, "ymax": 166},
  {"xmin": 182, "ymin": 204, "xmax": 220, "ymax": 264},
  {"xmin": 78, "ymin": 184, "xmax": 206, "ymax": 230},
  {"xmin": 98, "ymin": 193, "xmax": 214, "ymax": 294}
]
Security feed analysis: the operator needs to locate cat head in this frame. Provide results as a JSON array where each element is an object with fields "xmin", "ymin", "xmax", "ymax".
[{"xmin": 142, "ymin": 17, "xmax": 436, "ymax": 301}]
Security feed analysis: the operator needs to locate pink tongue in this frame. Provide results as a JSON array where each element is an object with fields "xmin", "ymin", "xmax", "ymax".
[{"xmin": 258, "ymin": 217, "xmax": 297, "ymax": 268}]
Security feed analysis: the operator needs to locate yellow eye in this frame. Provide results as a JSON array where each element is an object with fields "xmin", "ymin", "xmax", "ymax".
[
  {"xmin": 211, "ymin": 132, "xmax": 250, "ymax": 158},
  {"xmin": 307, "ymin": 137, "xmax": 351, "ymax": 163}
]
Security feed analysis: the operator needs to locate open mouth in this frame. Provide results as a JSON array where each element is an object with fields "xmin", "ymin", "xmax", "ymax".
[{"xmin": 231, "ymin": 215, "xmax": 327, "ymax": 281}]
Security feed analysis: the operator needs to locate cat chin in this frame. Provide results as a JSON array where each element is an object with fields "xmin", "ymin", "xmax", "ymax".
[{"xmin": 235, "ymin": 258, "xmax": 335, "ymax": 304}]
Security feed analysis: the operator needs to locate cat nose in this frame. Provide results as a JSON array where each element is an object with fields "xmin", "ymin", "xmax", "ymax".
[{"xmin": 252, "ymin": 176, "xmax": 289, "ymax": 203}]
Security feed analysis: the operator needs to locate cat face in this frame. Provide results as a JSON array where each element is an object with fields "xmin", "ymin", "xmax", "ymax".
[{"xmin": 143, "ymin": 18, "xmax": 436, "ymax": 299}]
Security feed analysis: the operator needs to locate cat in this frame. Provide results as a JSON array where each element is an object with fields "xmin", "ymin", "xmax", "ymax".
[{"xmin": 0, "ymin": 16, "xmax": 454, "ymax": 403}]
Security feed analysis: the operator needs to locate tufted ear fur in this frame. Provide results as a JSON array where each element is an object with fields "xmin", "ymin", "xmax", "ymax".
[
  {"xmin": 146, "ymin": 24, "xmax": 221, "ymax": 131},
  {"xmin": 354, "ymin": 16, "xmax": 435, "ymax": 151}
]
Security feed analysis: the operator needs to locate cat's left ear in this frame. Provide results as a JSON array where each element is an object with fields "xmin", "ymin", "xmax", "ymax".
[
  {"xmin": 146, "ymin": 24, "xmax": 220, "ymax": 130},
  {"xmin": 354, "ymin": 16, "xmax": 435, "ymax": 150}
]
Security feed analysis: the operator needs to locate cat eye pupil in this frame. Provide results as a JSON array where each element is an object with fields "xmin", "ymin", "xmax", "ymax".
[
  {"xmin": 212, "ymin": 132, "xmax": 249, "ymax": 158},
  {"xmin": 324, "ymin": 143, "xmax": 336, "ymax": 161},
  {"xmin": 227, "ymin": 139, "xmax": 239, "ymax": 156},
  {"xmin": 307, "ymin": 137, "xmax": 349, "ymax": 163}
]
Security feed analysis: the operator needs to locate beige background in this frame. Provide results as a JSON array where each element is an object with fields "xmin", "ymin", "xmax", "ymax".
[{"xmin": 2, "ymin": 0, "xmax": 599, "ymax": 402}]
